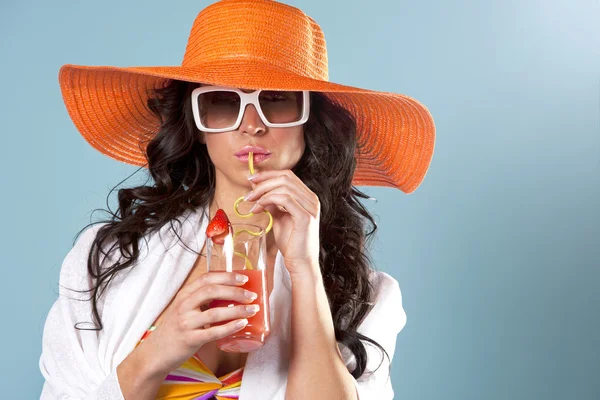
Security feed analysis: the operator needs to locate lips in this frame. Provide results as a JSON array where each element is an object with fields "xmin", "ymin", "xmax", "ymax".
[
  {"xmin": 234, "ymin": 145, "xmax": 271, "ymax": 156},
  {"xmin": 235, "ymin": 153, "xmax": 271, "ymax": 164}
]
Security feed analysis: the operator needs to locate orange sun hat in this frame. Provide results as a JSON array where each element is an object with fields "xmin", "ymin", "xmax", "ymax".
[{"xmin": 58, "ymin": 0, "xmax": 435, "ymax": 194}]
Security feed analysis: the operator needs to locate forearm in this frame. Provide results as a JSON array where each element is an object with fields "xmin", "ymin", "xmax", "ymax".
[
  {"xmin": 116, "ymin": 342, "xmax": 169, "ymax": 400},
  {"xmin": 286, "ymin": 268, "xmax": 358, "ymax": 400}
]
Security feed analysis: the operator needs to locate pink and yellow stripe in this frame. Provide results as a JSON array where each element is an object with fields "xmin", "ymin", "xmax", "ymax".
[{"xmin": 136, "ymin": 325, "xmax": 244, "ymax": 400}]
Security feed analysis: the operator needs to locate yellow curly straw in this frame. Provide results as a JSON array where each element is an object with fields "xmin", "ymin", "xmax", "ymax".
[
  {"xmin": 230, "ymin": 152, "xmax": 274, "ymax": 270},
  {"xmin": 233, "ymin": 152, "xmax": 273, "ymax": 236}
]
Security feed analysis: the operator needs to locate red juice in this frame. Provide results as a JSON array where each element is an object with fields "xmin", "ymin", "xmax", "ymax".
[{"xmin": 208, "ymin": 269, "xmax": 270, "ymax": 352}]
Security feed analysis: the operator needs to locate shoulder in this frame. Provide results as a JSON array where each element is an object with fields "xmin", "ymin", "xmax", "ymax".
[
  {"xmin": 339, "ymin": 269, "xmax": 407, "ymax": 374},
  {"xmin": 367, "ymin": 270, "xmax": 403, "ymax": 308},
  {"xmin": 368, "ymin": 270, "xmax": 401, "ymax": 298},
  {"xmin": 57, "ymin": 223, "xmax": 110, "ymax": 296},
  {"xmin": 360, "ymin": 269, "xmax": 406, "ymax": 334}
]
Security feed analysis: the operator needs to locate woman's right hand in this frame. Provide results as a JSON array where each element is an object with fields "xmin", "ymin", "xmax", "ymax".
[{"xmin": 138, "ymin": 271, "xmax": 260, "ymax": 377}]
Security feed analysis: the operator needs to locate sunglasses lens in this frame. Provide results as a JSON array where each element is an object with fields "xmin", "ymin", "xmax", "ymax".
[
  {"xmin": 197, "ymin": 90, "xmax": 304, "ymax": 130},
  {"xmin": 258, "ymin": 90, "xmax": 304, "ymax": 124},
  {"xmin": 198, "ymin": 91, "xmax": 241, "ymax": 130}
]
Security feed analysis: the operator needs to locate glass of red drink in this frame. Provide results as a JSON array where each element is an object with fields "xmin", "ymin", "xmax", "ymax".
[{"xmin": 205, "ymin": 223, "xmax": 271, "ymax": 352}]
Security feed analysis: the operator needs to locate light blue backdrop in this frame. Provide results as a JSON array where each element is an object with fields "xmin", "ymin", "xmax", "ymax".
[{"xmin": 1, "ymin": 0, "xmax": 599, "ymax": 398}]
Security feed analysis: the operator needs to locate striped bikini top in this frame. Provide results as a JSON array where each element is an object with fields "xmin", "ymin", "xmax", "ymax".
[{"xmin": 136, "ymin": 325, "xmax": 244, "ymax": 400}]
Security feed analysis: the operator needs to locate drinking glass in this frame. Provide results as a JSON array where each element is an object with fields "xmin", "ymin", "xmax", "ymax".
[{"xmin": 206, "ymin": 223, "xmax": 271, "ymax": 352}]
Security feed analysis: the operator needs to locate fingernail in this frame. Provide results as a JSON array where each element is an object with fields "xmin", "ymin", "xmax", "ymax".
[
  {"xmin": 243, "ymin": 191, "xmax": 253, "ymax": 201},
  {"xmin": 245, "ymin": 304, "xmax": 260, "ymax": 313},
  {"xmin": 245, "ymin": 290, "xmax": 258, "ymax": 300},
  {"xmin": 247, "ymin": 173, "xmax": 257, "ymax": 180},
  {"xmin": 236, "ymin": 319, "xmax": 248, "ymax": 328},
  {"xmin": 236, "ymin": 274, "xmax": 249, "ymax": 283},
  {"xmin": 248, "ymin": 203, "xmax": 258, "ymax": 213}
]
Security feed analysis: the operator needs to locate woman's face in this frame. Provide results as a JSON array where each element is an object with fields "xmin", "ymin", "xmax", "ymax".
[{"xmin": 199, "ymin": 88, "xmax": 306, "ymax": 189}]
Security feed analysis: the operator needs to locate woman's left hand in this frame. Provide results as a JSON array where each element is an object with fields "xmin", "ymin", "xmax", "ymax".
[{"xmin": 244, "ymin": 169, "xmax": 321, "ymax": 278}]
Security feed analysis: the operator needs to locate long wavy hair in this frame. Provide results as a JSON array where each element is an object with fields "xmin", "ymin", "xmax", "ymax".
[{"xmin": 69, "ymin": 78, "xmax": 389, "ymax": 379}]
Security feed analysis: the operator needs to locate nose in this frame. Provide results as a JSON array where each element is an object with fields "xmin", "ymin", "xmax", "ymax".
[{"xmin": 239, "ymin": 103, "xmax": 266, "ymax": 136}]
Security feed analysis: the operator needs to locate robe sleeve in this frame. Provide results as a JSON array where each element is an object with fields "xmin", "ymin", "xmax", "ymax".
[
  {"xmin": 340, "ymin": 271, "xmax": 407, "ymax": 400},
  {"xmin": 38, "ymin": 223, "xmax": 125, "ymax": 400}
]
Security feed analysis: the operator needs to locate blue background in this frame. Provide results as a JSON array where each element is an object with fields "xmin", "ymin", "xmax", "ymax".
[{"xmin": 1, "ymin": 0, "xmax": 599, "ymax": 398}]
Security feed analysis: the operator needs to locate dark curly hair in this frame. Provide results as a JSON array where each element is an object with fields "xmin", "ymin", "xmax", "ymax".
[{"xmin": 68, "ymin": 78, "xmax": 390, "ymax": 379}]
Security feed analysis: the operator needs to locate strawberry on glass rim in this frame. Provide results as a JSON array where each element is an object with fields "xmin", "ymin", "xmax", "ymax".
[{"xmin": 205, "ymin": 209, "xmax": 232, "ymax": 245}]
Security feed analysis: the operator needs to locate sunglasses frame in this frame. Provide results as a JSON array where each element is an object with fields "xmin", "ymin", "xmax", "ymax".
[{"xmin": 190, "ymin": 85, "xmax": 311, "ymax": 133}]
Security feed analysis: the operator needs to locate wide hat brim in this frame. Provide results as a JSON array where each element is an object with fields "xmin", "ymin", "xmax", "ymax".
[{"xmin": 58, "ymin": 58, "xmax": 435, "ymax": 193}]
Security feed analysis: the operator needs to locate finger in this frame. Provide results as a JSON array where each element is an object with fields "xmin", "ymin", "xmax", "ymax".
[
  {"xmin": 248, "ymin": 170, "xmax": 317, "ymax": 206},
  {"xmin": 185, "ymin": 303, "xmax": 260, "ymax": 330},
  {"xmin": 247, "ymin": 181, "xmax": 316, "ymax": 214},
  {"xmin": 180, "ymin": 284, "xmax": 258, "ymax": 312},
  {"xmin": 180, "ymin": 271, "xmax": 248, "ymax": 298},
  {"xmin": 250, "ymin": 192, "xmax": 310, "ymax": 220},
  {"xmin": 252, "ymin": 186, "xmax": 314, "ymax": 214},
  {"xmin": 191, "ymin": 318, "xmax": 250, "ymax": 343}
]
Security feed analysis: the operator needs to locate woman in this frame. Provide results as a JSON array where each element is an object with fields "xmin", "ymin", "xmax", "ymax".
[{"xmin": 39, "ymin": 0, "xmax": 436, "ymax": 399}]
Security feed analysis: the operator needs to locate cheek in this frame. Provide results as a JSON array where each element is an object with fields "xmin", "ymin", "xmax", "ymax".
[
  {"xmin": 276, "ymin": 128, "xmax": 305, "ymax": 166},
  {"xmin": 295, "ymin": 134, "xmax": 306, "ymax": 163},
  {"xmin": 294, "ymin": 128, "xmax": 306, "ymax": 158},
  {"xmin": 204, "ymin": 136, "xmax": 231, "ymax": 165}
]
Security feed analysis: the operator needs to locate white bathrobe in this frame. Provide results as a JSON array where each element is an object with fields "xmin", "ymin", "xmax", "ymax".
[{"xmin": 39, "ymin": 204, "xmax": 407, "ymax": 399}]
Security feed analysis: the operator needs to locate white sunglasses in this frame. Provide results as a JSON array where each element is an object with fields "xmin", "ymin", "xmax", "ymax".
[{"xmin": 190, "ymin": 85, "xmax": 310, "ymax": 133}]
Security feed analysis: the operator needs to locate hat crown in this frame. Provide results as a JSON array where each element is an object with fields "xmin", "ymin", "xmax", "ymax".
[{"xmin": 181, "ymin": 0, "xmax": 329, "ymax": 81}]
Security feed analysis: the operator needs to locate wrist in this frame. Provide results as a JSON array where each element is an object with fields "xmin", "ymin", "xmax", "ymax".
[
  {"xmin": 117, "ymin": 341, "xmax": 169, "ymax": 399},
  {"xmin": 285, "ymin": 260, "xmax": 321, "ymax": 283},
  {"xmin": 134, "ymin": 338, "xmax": 171, "ymax": 380}
]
